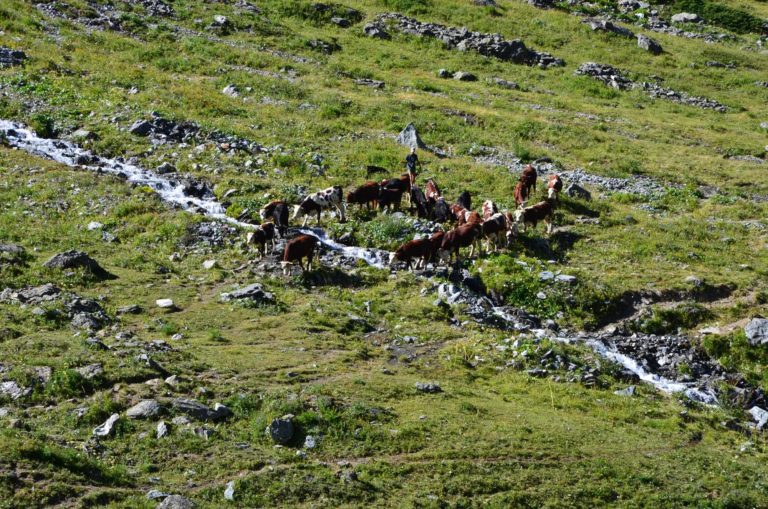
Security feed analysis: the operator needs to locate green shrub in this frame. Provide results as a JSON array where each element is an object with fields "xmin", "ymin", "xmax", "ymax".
[
  {"xmin": 29, "ymin": 112, "xmax": 57, "ymax": 138},
  {"xmin": 359, "ymin": 214, "xmax": 416, "ymax": 250},
  {"xmin": 46, "ymin": 369, "xmax": 91, "ymax": 398},
  {"xmin": 631, "ymin": 303, "xmax": 713, "ymax": 335}
]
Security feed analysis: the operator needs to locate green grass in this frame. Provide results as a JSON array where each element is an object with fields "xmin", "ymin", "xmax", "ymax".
[{"xmin": 0, "ymin": 0, "xmax": 768, "ymax": 506}]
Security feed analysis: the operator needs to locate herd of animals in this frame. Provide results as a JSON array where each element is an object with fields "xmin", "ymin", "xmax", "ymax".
[{"xmin": 244, "ymin": 163, "xmax": 566, "ymax": 275}]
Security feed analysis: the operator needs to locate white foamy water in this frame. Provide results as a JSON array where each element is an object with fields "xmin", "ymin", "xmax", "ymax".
[{"xmin": 1, "ymin": 119, "xmax": 719, "ymax": 403}]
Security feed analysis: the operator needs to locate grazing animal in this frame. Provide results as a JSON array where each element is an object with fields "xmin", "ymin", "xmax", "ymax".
[
  {"xmin": 456, "ymin": 191, "xmax": 472, "ymax": 211},
  {"xmin": 481, "ymin": 200, "xmax": 498, "ymax": 220},
  {"xmin": 260, "ymin": 201, "xmax": 289, "ymax": 237},
  {"xmin": 425, "ymin": 179, "xmax": 441, "ymax": 204},
  {"xmin": 428, "ymin": 231, "xmax": 445, "ymax": 264},
  {"xmin": 513, "ymin": 200, "xmax": 554, "ymax": 235},
  {"xmin": 481, "ymin": 213, "xmax": 508, "ymax": 252},
  {"xmin": 281, "ymin": 234, "xmax": 318, "ymax": 275},
  {"xmin": 381, "ymin": 174, "xmax": 412, "ymax": 204},
  {"xmin": 378, "ymin": 187, "xmax": 405, "ymax": 212},
  {"xmin": 521, "ymin": 164, "xmax": 537, "ymax": 193},
  {"xmin": 547, "ymin": 174, "xmax": 563, "ymax": 200},
  {"xmin": 433, "ymin": 198, "xmax": 451, "ymax": 223},
  {"xmin": 366, "ymin": 165, "xmax": 387, "ymax": 177},
  {"xmin": 514, "ymin": 180, "xmax": 529, "ymax": 208},
  {"xmin": 410, "ymin": 186, "xmax": 429, "ymax": 218},
  {"xmin": 450, "ymin": 203, "xmax": 468, "ymax": 223},
  {"xmin": 389, "ymin": 238, "xmax": 432, "ymax": 270},
  {"xmin": 246, "ymin": 222, "xmax": 277, "ymax": 257},
  {"xmin": 292, "ymin": 186, "xmax": 345, "ymax": 227},
  {"xmin": 503, "ymin": 211, "xmax": 517, "ymax": 243},
  {"xmin": 347, "ymin": 181, "xmax": 380, "ymax": 210},
  {"xmin": 439, "ymin": 224, "xmax": 482, "ymax": 265},
  {"xmin": 459, "ymin": 210, "xmax": 483, "ymax": 227}
]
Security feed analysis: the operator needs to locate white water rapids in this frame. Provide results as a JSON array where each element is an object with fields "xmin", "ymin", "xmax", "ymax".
[{"xmin": 0, "ymin": 119, "xmax": 717, "ymax": 404}]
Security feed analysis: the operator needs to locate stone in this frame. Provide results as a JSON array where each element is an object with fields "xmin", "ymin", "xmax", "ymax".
[
  {"xmin": 222, "ymin": 84, "xmax": 239, "ymax": 97},
  {"xmin": 269, "ymin": 417, "xmax": 294, "ymax": 444},
  {"xmin": 127, "ymin": 400, "xmax": 163, "ymax": 419},
  {"xmin": 93, "ymin": 413, "xmax": 120, "ymax": 437},
  {"xmin": 157, "ymin": 420, "xmax": 169, "ymax": 438},
  {"xmin": 395, "ymin": 123, "xmax": 427, "ymax": 150},
  {"xmin": 555, "ymin": 275, "xmax": 577, "ymax": 285},
  {"xmin": 156, "ymin": 299, "xmax": 176, "ymax": 309},
  {"xmin": 353, "ymin": 78, "xmax": 384, "ymax": 89},
  {"xmin": 72, "ymin": 129, "xmax": 96, "ymax": 140},
  {"xmin": 491, "ymin": 77, "xmax": 518, "ymax": 89},
  {"xmin": 147, "ymin": 489, "xmax": 172, "ymax": 500},
  {"xmin": 331, "ymin": 17, "xmax": 351, "ymax": 28},
  {"xmin": 745, "ymin": 318, "xmax": 768, "ymax": 346},
  {"xmin": 157, "ymin": 495, "xmax": 195, "ymax": 509},
  {"xmin": 75, "ymin": 363, "xmax": 103, "ymax": 379},
  {"xmin": 749, "ymin": 406, "xmax": 768, "ymax": 429},
  {"xmin": 172, "ymin": 416, "xmax": 190, "ymax": 426},
  {"xmin": 565, "ymin": 183, "xmax": 591, "ymax": 200},
  {"xmin": 128, "ymin": 120, "xmax": 152, "ymax": 136},
  {"xmin": 437, "ymin": 69, "xmax": 453, "ymax": 78},
  {"xmin": 156, "ymin": 162, "xmax": 176, "ymax": 174},
  {"xmin": 453, "ymin": 71, "xmax": 477, "ymax": 81},
  {"xmin": 172, "ymin": 398, "xmax": 230, "ymax": 421},
  {"xmin": 116, "ymin": 304, "xmax": 142, "ymax": 315},
  {"xmin": 539, "ymin": 271, "xmax": 555, "ymax": 281},
  {"xmin": 220, "ymin": 283, "xmax": 275, "ymax": 304},
  {"xmin": 224, "ymin": 481, "xmax": 235, "ymax": 501},
  {"xmin": 43, "ymin": 250, "xmax": 112, "ymax": 278},
  {"xmin": 684, "ymin": 275, "xmax": 702, "ymax": 287},
  {"xmin": 0, "ymin": 381, "xmax": 29, "ymax": 400},
  {"xmin": 87, "ymin": 221, "xmax": 103, "ymax": 231},
  {"xmin": 363, "ymin": 23, "xmax": 390, "ymax": 39},
  {"xmin": 760, "ymin": 122, "xmax": 768, "ymax": 130},
  {"xmin": 0, "ymin": 47, "xmax": 27, "ymax": 67},
  {"xmin": 637, "ymin": 34, "xmax": 662, "ymax": 55},
  {"xmin": 415, "ymin": 382, "xmax": 442, "ymax": 393},
  {"xmin": 614, "ymin": 386, "xmax": 636, "ymax": 396},
  {"xmin": 671, "ymin": 12, "xmax": 701, "ymax": 24},
  {"xmin": 586, "ymin": 19, "xmax": 635, "ymax": 38},
  {"xmin": 304, "ymin": 435, "xmax": 318, "ymax": 449},
  {"xmin": 202, "ymin": 260, "xmax": 217, "ymax": 270}
]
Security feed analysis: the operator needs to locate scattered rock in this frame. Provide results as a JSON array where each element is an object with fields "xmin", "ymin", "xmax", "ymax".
[
  {"xmin": 586, "ymin": 18, "xmax": 634, "ymax": 38},
  {"xmin": 0, "ymin": 47, "xmax": 27, "ymax": 67},
  {"xmin": 224, "ymin": 481, "xmax": 235, "ymax": 501},
  {"xmin": 269, "ymin": 417, "xmax": 295, "ymax": 444},
  {"xmin": 306, "ymin": 39, "xmax": 340, "ymax": 54},
  {"xmin": 0, "ymin": 243, "xmax": 27, "ymax": 265},
  {"xmin": 156, "ymin": 162, "xmax": 176, "ymax": 174},
  {"xmin": 117, "ymin": 304, "xmax": 143, "ymax": 315},
  {"xmin": 127, "ymin": 400, "xmax": 163, "ymax": 419},
  {"xmin": 684, "ymin": 275, "xmax": 703, "ymax": 287},
  {"xmin": 157, "ymin": 495, "xmax": 195, "ymax": 509},
  {"xmin": 172, "ymin": 398, "xmax": 230, "ymax": 421},
  {"xmin": 220, "ymin": 283, "xmax": 275, "ymax": 304},
  {"xmin": 395, "ymin": 123, "xmax": 427, "ymax": 150},
  {"xmin": 43, "ymin": 250, "xmax": 113, "ymax": 278},
  {"xmin": 156, "ymin": 299, "xmax": 176, "ymax": 309},
  {"xmin": 304, "ymin": 435, "xmax": 318, "ymax": 449},
  {"xmin": 363, "ymin": 22, "xmax": 390, "ymax": 39},
  {"xmin": 0, "ymin": 381, "xmax": 29, "ymax": 400},
  {"xmin": 371, "ymin": 13, "xmax": 563, "ymax": 68},
  {"xmin": 614, "ymin": 386, "xmax": 636, "ymax": 396},
  {"xmin": 453, "ymin": 71, "xmax": 477, "ymax": 81},
  {"xmin": 93, "ymin": 413, "xmax": 120, "ymax": 437},
  {"xmin": 637, "ymin": 34, "xmax": 662, "ymax": 55},
  {"xmin": 222, "ymin": 84, "xmax": 239, "ymax": 97},
  {"xmin": 749, "ymin": 406, "xmax": 768, "ymax": 429},
  {"xmin": 415, "ymin": 382, "xmax": 442, "ymax": 393},
  {"xmin": 353, "ymin": 78, "xmax": 384, "ymax": 89},
  {"xmin": 157, "ymin": 420, "xmax": 169, "ymax": 438},
  {"xmin": 745, "ymin": 318, "xmax": 768, "ymax": 346},
  {"xmin": 202, "ymin": 259, "xmax": 217, "ymax": 270},
  {"xmin": 437, "ymin": 69, "xmax": 453, "ymax": 78},
  {"xmin": 75, "ymin": 363, "xmax": 103, "ymax": 379},
  {"xmin": 128, "ymin": 120, "xmax": 152, "ymax": 136},
  {"xmin": 575, "ymin": 62, "xmax": 633, "ymax": 90},
  {"xmin": 491, "ymin": 77, "xmax": 519, "ymax": 89},
  {"xmin": 331, "ymin": 17, "xmax": 351, "ymax": 28}
]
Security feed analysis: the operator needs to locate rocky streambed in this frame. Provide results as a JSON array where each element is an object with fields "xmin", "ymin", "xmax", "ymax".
[{"xmin": 1, "ymin": 118, "xmax": 765, "ymax": 425}]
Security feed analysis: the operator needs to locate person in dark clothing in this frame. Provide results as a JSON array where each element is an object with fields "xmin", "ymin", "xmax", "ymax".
[{"xmin": 405, "ymin": 147, "xmax": 419, "ymax": 186}]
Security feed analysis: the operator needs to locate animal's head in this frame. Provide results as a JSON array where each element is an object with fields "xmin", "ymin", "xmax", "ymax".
[
  {"xmin": 262, "ymin": 222, "xmax": 276, "ymax": 235},
  {"xmin": 245, "ymin": 231, "xmax": 255, "ymax": 244},
  {"xmin": 346, "ymin": 191, "xmax": 354, "ymax": 202},
  {"xmin": 280, "ymin": 261, "xmax": 293, "ymax": 275},
  {"xmin": 548, "ymin": 187, "xmax": 556, "ymax": 200},
  {"xmin": 388, "ymin": 252, "xmax": 397, "ymax": 265},
  {"xmin": 513, "ymin": 209, "xmax": 524, "ymax": 223},
  {"xmin": 259, "ymin": 208, "xmax": 268, "ymax": 220},
  {"xmin": 291, "ymin": 204, "xmax": 303, "ymax": 219}
]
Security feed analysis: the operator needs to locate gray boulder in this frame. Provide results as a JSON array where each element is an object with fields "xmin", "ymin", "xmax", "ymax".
[
  {"xmin": 127, "ymin": 400, "xmax": 163, "ymax": 419},
  {"xmin": 157, "ymin": 495, "xmax": 195, "ymax": 509},
  {"xmin": 587, "ymin": 19, "xmax": 634, "ymax": 38},
  {"xmin": 220, "ymin": 283, "xmax": 275, "ymax": 304},
  {"xmin": 671, "ymin": 12, "xmax": 701, "ymax": 23},
  {"xmin": 128, "ymin": 120, "xmax": 152, "ymax": 136},
  {"xmin": 43, "ymin": 250, "xmax": 113, "ymax": 278},
  {"xmin": 0, "ymin": 47, "xmax": 27, "ymax": 67},
  {"xmin": 637, "ymin": 34, "xmax": 662, "ymax": 55},
  {"xmin": 415, "ymin": 382, "xmax": 442, "ymax": 393},
  {"xmin": 156, "ymin": 162, "xmax": 176, "ymax": 174},
  {"xmin": 269, "ymin": 417, "xmax": 294, "ymax": 444},
  {"xmin": 453, "ymin": 71, "xmax": 477, "ymax": 81},
  {"xmin": 395, "ymin": 123, "xmax": 427, "ymax": 150},
  {"xmin": 0, "ymin": 381, "xmax": 29, "ymax": 400},
  {"xmin": 363, "ymin": 23, "xmax": 390, "ymax": 39},
  {"xmin": 565, "ymin": 183, "xmax": 591, "ymax": 200},
  {"xmin": 437, "ymin": 69, "xmax": 453, "ymax": 78},
  {"xmin": 172, "ymin": 398, "xmax": 230, "ymax": 421},
  {"xmin": 222, "ymin": 85, "xmax": 239, "ymax": 97},
  {"xmin": 93, "ymin": 413, "xmax": 120, "ymax": 437},
  {"xmin": 745, "ymin": 318, "xmax": 768, "ymax": 346}
]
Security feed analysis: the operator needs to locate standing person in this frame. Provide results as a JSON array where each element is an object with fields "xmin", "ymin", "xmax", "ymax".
[{"xmin": 405, "ymin": 147, "xmax": 420, "ymax": 186}]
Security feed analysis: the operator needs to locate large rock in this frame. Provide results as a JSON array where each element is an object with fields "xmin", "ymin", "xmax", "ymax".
[
  {"xmin": 127, "ymin": 399, "xmax": 163, "ymax": 419},
  {"xmin": 128, "ymin": 120, "xmax": 152, "ymax": 136},
  {"xmin": 395, "ymin": 123, "xmax": 427, "ymax": 150},
  {"xmin": 637, "ymin": 34, "xmax": 662, "ymax": 55},
  {"xmin": 453, "ymin": 71, "xmax": 477, "ymax": 81},
  {"xmin": 746, "ymin": 318, "xmax": 768, "ymax": 346},
  {"xmin": 671, "ymin": 12, "xmax": 701, "ymax": 24},
  {"xmin": 0, "ymin": 381, "xmax": 29, "ymax": 400},
  {"xmin": 172, "ymin": 399, "xmax": 230, "ymax": 421},
  {"xmin": 363, "ymin": 23, "xmax": 390, "ymax": 39},
  {"xmin": 0, "ymin": 47, "xmax": 27, "ymax": 67},
  {"xmin": 565, "ymin": 183, "xmax": 591, "ymax": 200},
  {"xmin": 157, "ymin": 495, "xmax": 195, "ymax": 509},
  {"xmin": 269, "ymin": 417, "xmax": 294, "ymax": 444},
  {"xmin": 43, "ymin": 250, "xmax": 113, "ymax": 278},
  {"xmin": 0, "ymin": 244, "xmax": 27, "ymax": 265},
  {"xmin": 93, "ymin": 413, "xmax": 120, "ymax": 437},
  {"xmin": 220, "ymin": 283, "xmax": 275, "ymax": 304},
  {"xmin": 586, "ymin": 19, "xmax": 635, "ymax": 38}
]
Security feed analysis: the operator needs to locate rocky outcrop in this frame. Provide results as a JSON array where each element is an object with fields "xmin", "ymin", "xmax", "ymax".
[
  {"xmin": 0, "ymin": 284, "xmax": 111, "ymax": 331},
  {"xmin": 368, "ymin": 13, "xmax": 563, "ymax": 69},
  {"xmin": 585, "ymin": 18, "xmax": 634, "ymax": 38},
  {"xmin": 0, "ymin": 47, "xmax": 27, "ymax": 68},
  {"xmin": 637, "ymin": 34, "xmax": 662, "ymax": 55},
  {"xmin": 43, "ymin": 250, "xmax": 113, "ymax": 278},
  {"xmin": 746, "ymin": 318, "xmax": 768, "ymax": 346},
  {"xmin": 396, "ymin": 123, "xmax": 427, "ymax": 150},
  {"xmin": 220, "ymin": 283, "xmax": 275, "ymax": 304}
]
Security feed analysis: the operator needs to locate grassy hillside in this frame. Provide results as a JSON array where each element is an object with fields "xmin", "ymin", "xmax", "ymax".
[{"xmin": 1, "ymin": 0, "xmax": 768, "ymax": 507}]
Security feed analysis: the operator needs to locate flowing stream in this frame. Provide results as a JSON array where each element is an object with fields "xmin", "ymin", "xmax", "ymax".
[{"xmin": 0, "ymin": 119, "xmax": 718, "ymax": 403}]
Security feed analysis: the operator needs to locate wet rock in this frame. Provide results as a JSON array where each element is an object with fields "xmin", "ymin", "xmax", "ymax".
[
  {"xmin": 671, "ymin": 12, "xmax": 701, "ymax": 24},
  {"xmin": 93, "ymin": 413, "xmax": 120, "ymax": 437},
  {"xmin": 129, "ymin": 120, "xmax": 152, "ymax": 136},
  {"xmin": 745, "ymin": 318, "xmax": 768, "ymax": 346},
  {"xmin": 43, "ymin": 250, "xmax": 113, "ymax": 278},
  {"xmin": 127, "ymin": 400, "xmax": 163, "ymax": 419},
  {"xmin": 157, "ymin": 495, "xmax": 195, "ymax": 509},
  {"xmin": 220, "ymin": 283, "xmax": 275, "ymax": 304},
  {"xmin": 0, "ymin": 47, "xmax": 27, "ymax": 67},
  {"xmin": 396, "ymin": 123, "xmax": 427, "ymax": 150},
  {"xmin": 156, "ymin": 162, "xmax": 176, "ymax": 174},
  {"xmin": 269, "ymin": 417, "xmax": 295, "ymax": 444},
  {"xmin": 415, "ymin": 382, "xmax": 442, "ymax": 393},
  {"xmin": 453, "ymin": 71, "xmax": 477, "ymax": 81},
  {"xmin": 637, "ymin": 34, "xmax": 662, "ymax": 55}
]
